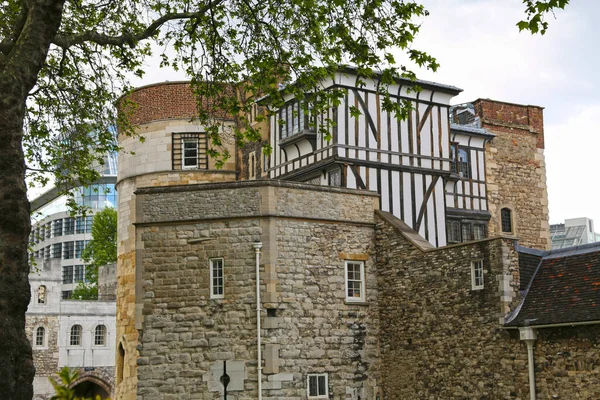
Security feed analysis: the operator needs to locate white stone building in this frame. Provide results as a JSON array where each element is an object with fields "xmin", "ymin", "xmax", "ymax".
[{"xmin": 27, "ymin": 153, "xmax": 118, "ymax": 399}]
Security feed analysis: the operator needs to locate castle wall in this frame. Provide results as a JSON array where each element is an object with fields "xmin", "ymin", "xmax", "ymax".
[
  {"xmin": 476, "ymin": 99, "xmax": 551, "ymax": 250},
  {"xmin": 133, "ymin": 181, "xmax": 381, "ymax": 399},
  {"xmin": 375, "ymin": 213, "xmax": 600, "ymax": 399}
]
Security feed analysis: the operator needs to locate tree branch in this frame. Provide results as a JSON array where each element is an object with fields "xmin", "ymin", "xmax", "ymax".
[{"xmin": 52, "ymin": 0, "xmax": 224, "ymax": 49}]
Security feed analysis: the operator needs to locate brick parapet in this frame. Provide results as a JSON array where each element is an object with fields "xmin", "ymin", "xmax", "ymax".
[{"xmin": 120, "ymin": 81, "xmax": 235, "ymax": 127}]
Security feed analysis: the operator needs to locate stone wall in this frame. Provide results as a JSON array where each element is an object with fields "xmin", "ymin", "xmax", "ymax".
[
  {"xmin": 533, "ymin": 326, "xmax": 600, "ymax": 399},
  {"xmin": 134, "ymin": 181, "xmax": 382, "ymax": 399},
  {"xmin": 475, "ymin": 99, "xmax": 551, "ymax": 250},
  {"xmin": 375, "ymin": 211, "xmax": 527, "ymax": 398},
  {"xmin": 375, "ymin": 211, "xmax": 600, "ymax": 399}
]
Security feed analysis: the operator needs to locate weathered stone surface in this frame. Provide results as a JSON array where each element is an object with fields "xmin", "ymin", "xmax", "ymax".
[{"xmin": 134, "ymin": 182, "xmax": 381, "ymax": 399}]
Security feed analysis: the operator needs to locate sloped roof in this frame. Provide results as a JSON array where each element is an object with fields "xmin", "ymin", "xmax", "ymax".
[{"xmin": 506, "ymin": 243, "xmax": 600, "ymax": 327}]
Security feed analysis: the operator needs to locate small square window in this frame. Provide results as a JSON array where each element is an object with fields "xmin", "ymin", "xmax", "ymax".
[
  {"xmin": 345, "ymin": 261, "xmax": 365, "ymax": 302},
  {"xmin": 307, "ymin": 373, "xmax": 328, "ymax": 398},
  {"xmin": 182, "ymin": 138, "xmax": 199, "ymax": 169},
  {"xmin": 210, "ymin": 258, "xmax": 224, "ymax": 299},
  {"xmin": 471, "ymin": 260, "xmax": 484, "ymax": 290}
]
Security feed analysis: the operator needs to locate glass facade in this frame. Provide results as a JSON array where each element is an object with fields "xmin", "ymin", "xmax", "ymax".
[{"xmin": 36, "ymin": 183, "xmax": 117, "ymax": 220}]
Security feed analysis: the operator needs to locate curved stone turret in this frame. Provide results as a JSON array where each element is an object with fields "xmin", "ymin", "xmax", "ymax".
[{"xmin": 115, "ymin": 81, "xmax": 237, "ymax": 400}]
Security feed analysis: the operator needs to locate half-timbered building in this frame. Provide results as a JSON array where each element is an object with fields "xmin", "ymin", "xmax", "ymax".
[{"xmin": 267, "ymin": 67, "xmax": 462, "ymax": 247}]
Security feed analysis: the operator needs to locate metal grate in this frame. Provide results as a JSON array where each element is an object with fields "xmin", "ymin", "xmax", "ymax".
[{"xmin": 172, "ymin": 133, "xmax": 209, "ymax": 170}]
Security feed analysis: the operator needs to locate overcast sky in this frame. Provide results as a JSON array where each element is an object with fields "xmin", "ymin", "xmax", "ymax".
[{"xmin": 129, "ymin": 0, "xmax": 598, "ymax": 227}]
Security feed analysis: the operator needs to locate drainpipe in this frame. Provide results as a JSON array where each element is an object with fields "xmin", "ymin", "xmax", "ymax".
[
  {"xmin": 253, "ymin": 243, "xmax": 263, "ymax": 400},
  {"xmin": 519, "ymin": 327, "xmax": 538, "ymax": 400}
]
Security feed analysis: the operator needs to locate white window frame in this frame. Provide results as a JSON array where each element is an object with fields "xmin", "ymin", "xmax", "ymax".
[
  {"xmin": 182, "ymin": 138, "xmax": 199, "ymax": 170},
  {"xmin": 210, "ymin": 258, "xmax": 224, "ymax": 299},
  {"xmin": 34, "ymin": 326, "xmax": 46, "ymax": 348},
  {"xmin": 345, "ymin": 260, "xmax": 365, "ymax": 302},
  {"xmin": 94, "ymin": 324, "xmax": 107, "ymax": 346},
  {"xmin": 70, "ymin": 324, "xmax": 82, "ymax": 346},
  {"xmin": 307, "ymin": 373, "xmax": 328, "ymax": 399},
  {"xmin": 471, "ymin": 260, "xmax": 484, "ymax": 290}
]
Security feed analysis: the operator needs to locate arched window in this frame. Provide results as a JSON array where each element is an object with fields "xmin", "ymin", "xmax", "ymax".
[
  {"xmin": 70, "ymin": 325, "xmax": 82, "ymax": 346},
  {"xmin": 94, "ymin": 325, "xmax": 106, "ymax": 346},
  {"xmin": 501, "ymin": 208, "xmax": 513, "ymax": 233},
  {"xmin": 117, "ymin": 342, "xmax": 125, "ymax": 384},
  {"xmin": 37, "ymin": 285, "xmax": 46, "ymax": 304},
  {"xmin": 35, "ymin": 327, "xmax": 45, "ymax": 347}
]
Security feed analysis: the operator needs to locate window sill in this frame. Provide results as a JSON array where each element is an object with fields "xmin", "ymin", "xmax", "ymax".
[{"xmin": 344, "ymin": 300, "xmax": 368, "ymax": 306}]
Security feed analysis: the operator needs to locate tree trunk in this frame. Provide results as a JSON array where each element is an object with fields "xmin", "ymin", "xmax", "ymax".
[{"xmin": 0, "ymin": 0, "xmax": 65, "ymax": 398}]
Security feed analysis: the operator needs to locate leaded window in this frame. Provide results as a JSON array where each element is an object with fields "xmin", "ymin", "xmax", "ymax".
[{"xmin": 501, "ymin": 208, "xmax": 513, "ymax": 233}]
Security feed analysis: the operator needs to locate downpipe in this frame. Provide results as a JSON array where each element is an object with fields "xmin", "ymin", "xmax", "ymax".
[
  {"xmin": 253, "ymin": 243, "xmax": 263, "ymax": 400},
  {"xmin": 519, "ymin": 327, "xmax": 538, "ymax": 400}
]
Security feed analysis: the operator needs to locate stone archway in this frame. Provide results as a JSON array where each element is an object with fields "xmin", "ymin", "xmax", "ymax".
[{"xmin": 70, "ymin": 375, "xmax": 111, "ymax": 399}]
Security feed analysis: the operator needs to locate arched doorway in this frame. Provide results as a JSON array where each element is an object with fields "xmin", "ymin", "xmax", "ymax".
[{"xmin": 71, "ymin": 376, "xmax": 111, "ymax": 399}]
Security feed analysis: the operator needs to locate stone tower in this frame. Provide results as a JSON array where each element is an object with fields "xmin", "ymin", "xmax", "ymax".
[
  {"xmin": 474, "ymin": 99, "xmax": 551, "ymax": 250},
  {"xmin": 115, "ymin": 82, "xmax": 237, "ymax": 400}
]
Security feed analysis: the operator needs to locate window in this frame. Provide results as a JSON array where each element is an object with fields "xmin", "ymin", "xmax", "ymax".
[
  {"xmin": 70, "ymin": 325, "xmax": 82, "ymax": 346},
  {"xmin": 345, "ymin": 261, "xmax": 365, "ymax": 302},
  {"xmin": 210, "ymin": 258, "xmax": 224, "ymax": 299},
  {"xmin": 62, "ymin": 291, "xmax": 72, "ymax": 299},
  {"xmin": 45, "ymin": 222, "xmax": 52, "ymax": 239},
  {"xmin": 447, "ymin": 220, "xmax": 487, "ymax": 243},
  {"xmin": 63, "ymin": 265, "xmax": 74, "ymax": 284},
  {"xmin": 44, "ymin": 246, "xmax": 50, "ymax": 261},
  {"xmin": 74, "ymin": 265, "xmax": 84, "ymax": 283},
  {"xmin": 52, "ymin": 243, "xmax": 62, "ymax": 259},
  {"xmin": 35, "ymin": 327, "xmax": 45, "ymax": 347},
  {"xmin": 63, "ymin": 218, "xmax": 75, "ymax": 235},
  {"xmin": 38, "ymin": 285, "xmax": 46, "ymax": 304},
  {"xmin": 248, "ymin": 152, "xmax": 256, "ymax": 179},
  {"xmin": 76, "ymin": 216, "xmax": 85, "ymax": 234},
  {"xmin": 501, "ymin": 208, "xmax": 513, "ymax": 233},
  {"xmin": 471, "ymin": 260, "xmax": 484, "ymax": 290},
  {"xmin": 85, "ymin": 216, "xmax": 93, "ymax": 233},
  {"xmin": 450, "ymin": 144, "xmax": 470, "ymax": 178},
  {"xmin": 328, "ymin": 169, "xmax": 341, "ymax": 187},
  {"xmin": 94, "ymin": 325, "xmax": 106, "ymax": 346},
  {"xmin": 75, "ymin": 241, "xmax": 85, "ymax": 258},
  {"xmin": 63, "ymin": 242, "xmax": 74, "ymax": 259},
  {"xmin": 279, "ymin": 101, "xmax": 313, "ymax": 140},
  {"xmin": 448, "ymin": 221, "xmax": 461, "ymax": 243},
  {"xmin": 172, "ymin": 133, "xmax": 208, "ymax": 170},
  {"xmin": 53, "ymin": 219, "xmax": 63, "ymax": 237},
  {"xmin": 307, "ymin": 374, "xmax": 328, "ymax": 398}
]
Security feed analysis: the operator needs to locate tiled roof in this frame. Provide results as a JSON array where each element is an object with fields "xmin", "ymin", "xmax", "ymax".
[{"xmin": 506, "ymin": 243, "xmax": 600, "ymax": 327}]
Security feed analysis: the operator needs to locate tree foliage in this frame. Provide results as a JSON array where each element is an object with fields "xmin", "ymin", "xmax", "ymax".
[
  {"xmin": 72, "ymin": 208, "xmax": 117, "ymax": 300},
  {"xmin": 518, "ymin": 0, "xmax": 569, "ymax": 34}
]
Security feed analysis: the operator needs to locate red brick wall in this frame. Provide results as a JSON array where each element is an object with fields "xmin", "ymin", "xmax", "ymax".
[
  {"xmin": 121, "ymin": 81, "xmax": 234, "ymax": 126},
  {"xmin": 473, "ymin": 98, "xmax": 545, "ymax": 149}
]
